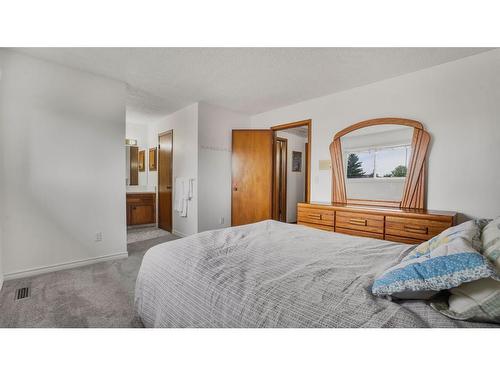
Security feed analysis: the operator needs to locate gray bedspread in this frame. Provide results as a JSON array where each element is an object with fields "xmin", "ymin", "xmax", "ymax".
[{"xmin": 135, "ymin": 220, "xmax": 497, "ymax": 328}]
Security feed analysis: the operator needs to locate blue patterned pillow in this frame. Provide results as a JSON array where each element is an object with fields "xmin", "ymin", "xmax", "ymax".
[{"xmin": 372, "ymin": 221, "xmax": 499, "ymax": 299}]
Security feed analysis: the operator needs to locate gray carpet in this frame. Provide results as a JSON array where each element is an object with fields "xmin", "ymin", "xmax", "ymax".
[
  {"xmin": 127, "ymin": 227, "xmax": 170, "ymax": 244},
  {"xmin": 0, "ymin": 234, "xmax": 178, "ymax": 328}
]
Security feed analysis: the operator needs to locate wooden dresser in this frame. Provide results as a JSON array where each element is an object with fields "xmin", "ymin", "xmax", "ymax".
[
  {"xmin": 297, "ymin": 202, "xmax": 457, "ymax": 244},
  {"xmin": 126, "ymin": 193, "xmax": 156, "ymax": 226}
]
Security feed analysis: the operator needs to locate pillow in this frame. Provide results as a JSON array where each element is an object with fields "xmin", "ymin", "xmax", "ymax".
[
  {"xmin": 430, "ymin": 218, "xmax": 500, "ymax": 323},
  {"xmin": 481, "ymin": 216, "xmax": 500, "ymax": 268},
  {"xmin": 430, "ymin": 278, "xmax": 500, "ymax": 323},
  {"xmin": 372, "ymin": 220, "xmax": 499, "ymax": 299}
]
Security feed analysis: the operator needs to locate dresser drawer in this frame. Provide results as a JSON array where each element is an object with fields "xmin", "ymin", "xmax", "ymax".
[
  {"xmin": 335, "ymin": 211, "xmax": 384, "ymax": 234},
  {"xmin": 300, "ymin": 222, "xmax": 335, "ymax": 232},
  {"xmin": 336, "ymin": 227, "xmax": 384, "ymax": 240},
  {"xmin": 297, "ymin": 206, "xmax": 334, "ymax": 227},
  {"xmin": 385, "ymin": 216, "xmax": 451, "ymax": 241},
  {"xmin": 384, "ymin": 234, "xmax": 423, "ymax": 245}
]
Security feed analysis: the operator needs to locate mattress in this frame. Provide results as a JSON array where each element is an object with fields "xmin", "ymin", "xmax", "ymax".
[{"xmin": 134, "ymin": 220, "xmax": 497, "ymax": 328}]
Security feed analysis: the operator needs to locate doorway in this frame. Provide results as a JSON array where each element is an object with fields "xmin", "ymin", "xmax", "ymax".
[
  {"xmin": 158, "ymin": 130, "xmax": 173, "ymax": 232},
  {"xmin": 271, "ymin": 120, "xmax": 311, "ymax": 223},
  {"xmin": 229, "ymin": 121, "xmax": 311, "ymax": 227},
  {"xmin": 273, "ymin": 138, "xmax": 287, "ymax": 222}
]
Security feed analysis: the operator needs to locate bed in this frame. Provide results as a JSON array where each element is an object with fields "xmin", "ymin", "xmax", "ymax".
[{"xmin": 134, "ymin": 220, "xmax": 497, "ymax": 328}]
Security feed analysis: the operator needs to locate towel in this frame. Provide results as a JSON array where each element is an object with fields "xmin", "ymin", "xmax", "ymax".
[
  {"xmin": 174, "ymin": 177, "xmax": 192, "ymax": 217},
  {"xmin": 174, "ymin": 177, "xmax": 184, "ymax": 213},
  {"xmin": 188, "ymin": 178, "xmax": 194, "ymax": 199}
]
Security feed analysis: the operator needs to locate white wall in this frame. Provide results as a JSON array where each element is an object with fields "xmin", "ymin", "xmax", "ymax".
[
  {"xmin": 151, "ymin": 103, "xmax": 199, "ymax": 237},
  {"xmin": 0, "ymin": 219, "xmax": 3, "ymax": 289},
  {"xmin": 0, "ymin": 115, "xmax": 3, "ymax": 287},
  {"xmin": 251, "ymin": 49, "xmax": 500, "ymax": 220},
  {"xmin": 0, "ymin": 61, "xmax": 3, "ymax": 287},
  {"xmin": 198, "ymin": 102, "xmax": 251, "ymax": 231},
  {"xmin": 0, "ymin": 50, "xmax": 127, "ymax": 278},
  {"xmin": 276, "ymin": 130, "xmax": 307, "ymax": 222}
]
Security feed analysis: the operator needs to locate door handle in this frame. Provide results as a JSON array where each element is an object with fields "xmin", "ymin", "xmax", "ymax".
[
  {"xmin": 349, "ymin": 218, "xmax": 367, "ymax": 226},
  {"xmin": 307, "ymin": 213, "xmax": 322, "ymax": 220},
  {"xmin": 404, "ymin": 225, "xmax": 428, "ymax": 234}
]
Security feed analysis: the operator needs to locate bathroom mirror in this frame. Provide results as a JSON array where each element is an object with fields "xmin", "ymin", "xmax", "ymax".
[{"xmin": 126, "ymin": 145, "xmax": 139, "ymax": 186}]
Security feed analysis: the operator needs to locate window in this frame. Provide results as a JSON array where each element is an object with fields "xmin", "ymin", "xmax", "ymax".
[{"xmin": 345, "ymin": 145, "xmax": 411, "ymax": 179}]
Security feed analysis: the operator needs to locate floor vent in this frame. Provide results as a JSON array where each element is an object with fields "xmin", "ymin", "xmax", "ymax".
[{"xmin": 15, "ymin": 287, "xmax": 31, "ymax": 301}]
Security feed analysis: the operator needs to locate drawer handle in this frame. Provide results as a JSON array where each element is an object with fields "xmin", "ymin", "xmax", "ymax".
[
  {"xmin": 308, "ymin": 213, "xmax": 322, "ymax": 220},
  {"xmin": 349, "ymin": 218, "xmax": 367, "ymax": 226},
  {"xmin": 404, "ymin": 225, "xmax": 428, "ymax": 234}
]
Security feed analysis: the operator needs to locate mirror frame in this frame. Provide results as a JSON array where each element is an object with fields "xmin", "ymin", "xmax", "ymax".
[{"xmin": 329, "ymin": 118, "xmax": 430, "ymax": 209}]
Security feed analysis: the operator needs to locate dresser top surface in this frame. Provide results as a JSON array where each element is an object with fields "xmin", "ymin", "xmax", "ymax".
[{"xmin": 300, "ymin": 202, "xmax": 457, "ymax": 219}]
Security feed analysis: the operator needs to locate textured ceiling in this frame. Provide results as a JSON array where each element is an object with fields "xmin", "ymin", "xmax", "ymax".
[{"xmin": 15, "ymin": 47, "xmax": 493, "ymax": 123}]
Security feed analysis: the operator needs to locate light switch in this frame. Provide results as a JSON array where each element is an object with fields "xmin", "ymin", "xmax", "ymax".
[{"xmin": 319, "ymin": 160, "xmax": 331, "ymax": 170}]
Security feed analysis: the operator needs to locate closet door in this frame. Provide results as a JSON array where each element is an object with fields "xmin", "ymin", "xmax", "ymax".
[{"xmin": 231, "ymin": 130, "xmax": 273, "ymax": 226}]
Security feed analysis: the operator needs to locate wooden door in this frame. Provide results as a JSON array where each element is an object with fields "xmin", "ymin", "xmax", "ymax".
[
  {"xmin": 158, "ymin": 131, "xmax": 173, "ymax": 232},
  {"xmin": 231, "ymin": 130, "xmax": 273, "ymax": 226},
  {"xmin": 273, "ymin": 138, "xmax": 287, "ymax": 222}
]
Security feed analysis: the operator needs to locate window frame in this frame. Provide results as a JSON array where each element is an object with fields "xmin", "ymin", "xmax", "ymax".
[{"xmin": 344, "ymin": 143, "xmax": 411, "ymax": 181}]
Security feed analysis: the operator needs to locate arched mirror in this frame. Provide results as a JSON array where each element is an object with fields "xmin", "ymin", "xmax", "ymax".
[{"xmin": 330, "ymin": 118, "xmax": 430, "ymax": 209}]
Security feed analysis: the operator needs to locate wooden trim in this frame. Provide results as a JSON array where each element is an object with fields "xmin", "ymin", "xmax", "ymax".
[
  {"xmin": 304, "ymin": 142, "xmax": 309, "ymax": 202},
  {"xmin": 271, "ymin": 119, "xmax": 312, "ymax": 131},
  {"xmin": 330, "ymin": 117, "xmax": 430, "ymax": 209},
  {"xmin": 149, "ymin": 147, "xmax": 157, "ymax": 171},
  {"xmin": 333, "ymin": 117, "xmax": 423, "ymax": 140},
  {"xmin": 273, "ymin": 137, "xmax": 288, "ymax": 221},
  {"xmin": 158, "ymin": 130, "xmax": 173, "ymax": 232},
  {"xmin": 330, "ymin": 138, "xmax": 346, "ymax": 204},
  {"xmin": 401, "ymin": 128, "xmax": 430, "ymax": 209},
  {"xmin": 138, "ymin": 150, "xmax": 146, "ymax": 172},
  {"xmin": 346, "ymin": 199, "xmax": 401, "ymax": 208},
  {"xmin": 270, "ymin": 119, "xmax": 311, "ymax": 203}
]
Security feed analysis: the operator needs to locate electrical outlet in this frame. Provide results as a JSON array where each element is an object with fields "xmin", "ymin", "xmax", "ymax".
[
  {"xmin": 219, "ymin": 217, "xmax": 225, "ymax": 225},
  {"xmin": 95, "ymin": 232, "xmax": 103, "ymax": 242}
]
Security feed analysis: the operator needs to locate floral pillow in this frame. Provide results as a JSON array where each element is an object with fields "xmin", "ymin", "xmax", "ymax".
[
  {"xmin": 372, "ymin": 220, "xmax": 498, "ymax": 299},
  {"xmin": 430, "ymin": 218, "xmax": 500, "ymax": 323}
]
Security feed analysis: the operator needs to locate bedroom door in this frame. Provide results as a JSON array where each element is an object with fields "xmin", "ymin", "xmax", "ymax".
[
  {"xmin": 231, "ymin": 130, "xmax": 273, "ymax": 226},
  {"xmin": 158, "ymin": 130, "xmax": 173, "ymax": 232}
]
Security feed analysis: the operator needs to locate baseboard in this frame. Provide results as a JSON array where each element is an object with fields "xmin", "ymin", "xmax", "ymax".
[
  {"xmin": 4, "ymin": 252, "xmax": 128, "ymax": 281},
  {"xmin": 172, "ymin": 229, "xmax": 186, "ymax": 237}
]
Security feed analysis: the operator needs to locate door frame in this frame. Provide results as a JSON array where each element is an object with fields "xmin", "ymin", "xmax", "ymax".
[
  {"xmin": 270, "ymin": 119, "xmax": 312, "ymax": 216},
  {"xmin": 158, "ymin": 130, "xmax": 173, "ymax": 232},
  {"xmin": 273, "ymin": 137, "xmax": 288, "ymax": 221}
]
